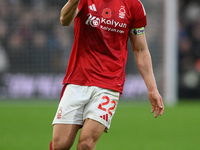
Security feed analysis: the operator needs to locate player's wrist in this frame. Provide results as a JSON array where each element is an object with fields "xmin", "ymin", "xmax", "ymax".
[{"xmin": 148, "ymin": 88, "xmax": 158, "ymax": 94}]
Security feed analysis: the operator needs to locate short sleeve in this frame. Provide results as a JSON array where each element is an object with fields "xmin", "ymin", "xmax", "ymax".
[
  {"xmin": 78, "ymin": 0, "xmax": 85, "ymax": 12},
  {"xmin": 130, "ymin": 0, "xmax": 147, "ymax": 29}
]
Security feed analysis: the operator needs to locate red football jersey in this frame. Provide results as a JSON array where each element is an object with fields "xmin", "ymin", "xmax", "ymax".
[{"xmin": 62, "ymin": 0, "xmax": 147, "ymax": 93}]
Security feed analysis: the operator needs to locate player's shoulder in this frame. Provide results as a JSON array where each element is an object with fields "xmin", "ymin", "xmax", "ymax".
[{"xmin": 129, "ymin": 0, "xmax": 145, "ymax": 7}]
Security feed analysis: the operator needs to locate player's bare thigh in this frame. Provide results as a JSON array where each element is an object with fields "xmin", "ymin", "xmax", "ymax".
[
  {"xmin": 53, "ymin": 124, "xmax": 81, "ymax": 150},
  {"xmin": 77, "ymin": 119, "xmax": 105, "ymax": 150}
]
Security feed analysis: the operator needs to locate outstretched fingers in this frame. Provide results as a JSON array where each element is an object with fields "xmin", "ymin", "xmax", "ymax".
[
  {"xmin": 153, "ymin": 98, "xmax": 164, "ymax": 118},
  {"xmin": 149, "ymin": 90, "xmax": 164, "ymax": 118},
  {"xmin": 151, "ymin": 105, "xmax": 155, "ymax": 113}
]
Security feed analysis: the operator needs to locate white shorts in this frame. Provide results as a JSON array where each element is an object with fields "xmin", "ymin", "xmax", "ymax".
[{"xmin": 52, "ymin": 84, "xmax": 120, "ymax": 132}]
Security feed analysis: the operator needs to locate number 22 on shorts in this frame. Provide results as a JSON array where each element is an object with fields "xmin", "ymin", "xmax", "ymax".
[{"xmin": 98, "ymin": 96, "xmax": 116, "ymax": 116}]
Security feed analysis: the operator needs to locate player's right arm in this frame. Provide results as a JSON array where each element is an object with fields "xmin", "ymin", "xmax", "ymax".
[{"xmin": 60, "ymin": 0, "xmax": 80, "ymax": 26}]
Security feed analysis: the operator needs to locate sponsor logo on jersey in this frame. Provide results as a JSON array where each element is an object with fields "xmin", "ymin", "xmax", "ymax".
[
  {"xmin": 119, "ymin": 6, "xmax": 126, "ymax": 19},
  {"xmin": 88, "ymin": 4, "xmax": 97, "ymax": 12},
  {"xmin": 85, "ymin": 13, "xmax": 127, "ymax": 34},
  {"xmin": 85, "ymin": 13, "xmax": 101, "ymax": 27}
]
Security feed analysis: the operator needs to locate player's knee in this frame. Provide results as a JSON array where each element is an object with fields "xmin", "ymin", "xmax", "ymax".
[
  {"xmin": 52, "ymin": 137, "xmax": 71, "ymax": 150},
  {"xmin": 77, "ymin": 139, "xmax": 94, "ymax": 150}
]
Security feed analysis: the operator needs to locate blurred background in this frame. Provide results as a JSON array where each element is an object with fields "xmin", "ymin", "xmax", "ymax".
[
  {"xmin": 178, "ymin": 0, "xmax": 200, "ymax": 98},
  {"xmin": 0, "ymin": 0, "xmax": 200, "ymax": 150},
  {"xmin": 0, "ymin": 0, "xmax": 199, "ymax": 101}
]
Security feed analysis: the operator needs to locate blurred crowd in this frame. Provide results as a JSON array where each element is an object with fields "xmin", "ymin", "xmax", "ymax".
[
  {"xmin": 0, "ymin": 0, "xmax": 163, "ymax": 75},
  {"xmin": 0, "ymin": 0, "xmax": 73, "ymax": 73},
  {"xmin": 179, "ymin": 0, "xmax": 200, "ymax": 98}
]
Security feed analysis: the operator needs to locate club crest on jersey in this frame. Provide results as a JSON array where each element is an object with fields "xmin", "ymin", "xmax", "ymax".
[
  {"xmin": 119, "ymin": 6, "xmax": 126, "ymax": 19},
  {"xmin": 102, "ymin": 8, "xmax": 112, "ymax": 18},
  {"xmin": 57, "ymin": 107, "xmax": 62, "ymax": 119}
]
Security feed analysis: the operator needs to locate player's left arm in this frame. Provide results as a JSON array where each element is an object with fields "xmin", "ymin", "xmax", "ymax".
[{"xmin": 130, "ymin": 31, "xmax": 164, "ymax": 118}]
